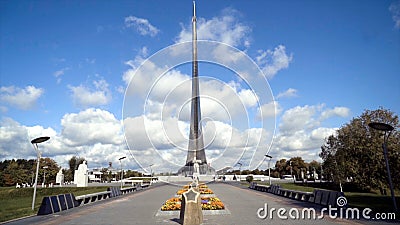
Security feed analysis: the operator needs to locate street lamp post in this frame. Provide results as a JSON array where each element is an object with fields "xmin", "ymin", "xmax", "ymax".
[
  {"xmin": 290, "ymin": 161, "xmax": 293, "ymax": 178},
  {"xmin": 265, "ymin": 155, "xmax": 272, "ymax": 186},
  {"xmin": 320, "ymin": 165, "xmax": 323, "ymax": 183},
  {"xmin": 237, "ymin": 162, "xmax": 242, "ymax": 181},
  {"xmin": 331, "ymin": 153, "xmax": 343, "ymax": 193},
  {"xmin": 369, "ymin": 122, "xmax": 397, "ymax": 212},
  {"xmin": 118, "ymin": 156, "xmax": 126, "ymax": 189},
  {"xmin": 149, "ymin": 164, "xmax": 154, "ymax": 177},
  {"xmin": 42, "ymin": 166, "xmax": 48, "ymax": 187},
  {"xmin": 31, "ymin": 136, "xmax": 50, "ymax": 211},
  {"xmin": 149, "ymin": 164, "xmax": 154, "ymax": 184}
]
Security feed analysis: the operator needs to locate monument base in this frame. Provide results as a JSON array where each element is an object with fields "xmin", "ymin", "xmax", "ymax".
[
  {"xmin": 180, "ymin": 187, "xmax": 203, "ymax": 225},
  {"xmin": 178, "ymin": 164, "xmax": 215, "ymax": 177}
]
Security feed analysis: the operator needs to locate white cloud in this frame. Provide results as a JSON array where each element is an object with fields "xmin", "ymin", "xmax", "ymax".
[
  {"xmin": 69, "ymin": 79, "xmax": 112, "ymax": 108},
  {"xmin": 256, "ymin": 45, "xmax": 293, "ymax": 79},
  {"xmin": 271, "ymin": 126, "xmax": 337, "ymax": 161},
  {"xmin": 136, "ymin": 73, "xmax": 258, "ymax": 124},
  {"xmin": 279, "ymin": 105, "xmax": 349, "ymax": 135},
  {"xmin": 256, "ymin": 101, "xmax": 281, "ymax": 120},
  {"xmin": 0, "ymin": 85, "xmax": 44, "ymax": 110},
  {"xmin": 389, "ymin": 1, "xmax": 400, "ymax": 29},
  {"xmin": 0, "ymin": 111, "xmax": 129, "ymax": 170},
  {"xmin": 125, "ymin": 16, "xmax": 160, "ymax": 37},
  {"xmin": 176, "ymin": 8, "xmax": 251, "ymax": 48},
  {"xmin": 320, "ymin": 107, "xmax": 350, "ymax": 120},
  {"xmin": 122, "ymin": 47, "xmax": 150, "ymax": 85},
  {"xmin": 310, "ymin": 127, "xmax": 337, "ymax": 140},
  {"xmin": 276, "ymin": 88, "xmax": 298, "ymax": 99},
  {"xmin": 124, "ymin": 54, "xmax": 262, "ymax": 123},
  {"xmin": 61, "ymin": 108, "xmax": 123, "ymax": 147},
  {"xmin": 53, "ymin": 67, "xmax": 69, "ymax": 84},
  {"xmin": 121, "ymin": 42, "xmax": 278, "ymax": 170},
  {"xmin": 0, "ymin": 117, "xmax": 61, "ymax": 160},
  {"xmin": 260, "ymin": 104, "xmax": 348, "ymax": 166},
  {"xmin": 123, "ymin": 114, "xmax": 271, "ymax": 171},
  {"xmin": 211, "ymin": 44, "xmax": 248, "ymax": 65},
  {"xmin": 279, "ymin": 105, "xmax": 323, "ymax": 134},
  {"xmin": 238, "ymin": 89, "xmax": 258, "ymax": 108}
]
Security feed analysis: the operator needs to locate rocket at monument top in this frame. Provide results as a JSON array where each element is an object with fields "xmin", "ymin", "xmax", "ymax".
[{"xmin": 192, "ymin": 1, "xmax": 196, "ymax": 22}]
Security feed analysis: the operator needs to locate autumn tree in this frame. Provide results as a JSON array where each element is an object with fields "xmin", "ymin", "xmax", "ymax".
[
  {"xmin": 37, "ymin": 157, "xmax": 60, "ymax": 185},
  {"xmin": 64, "ymin": 156, "xmax": 86, "ymax": 182},
  {"xmin": 308, "ymin": 160, "xmax": 322, "ymax": 179},
  {"xmin": 0, "ymin": 158, "xmax": 59, "ymax": 186},
  {"xmin": 274, "ymin": 158, "xmax": 287, "ymax": 178},
  {"xmin": 287, "ymin": 157, "xmax": 308, "ymax": 179},
  {"xmin": 320, "ymin": 108, "xmax": 400, "ymax": 192}
]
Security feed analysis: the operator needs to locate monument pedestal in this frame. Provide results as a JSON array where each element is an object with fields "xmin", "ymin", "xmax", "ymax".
[
  {"xmin": 178, "ymin": 164, "xmax": 215, "ymax": 177},
  {"xmin": 179, "ymin": 187, "xmax": 203, "ymax": 225}
]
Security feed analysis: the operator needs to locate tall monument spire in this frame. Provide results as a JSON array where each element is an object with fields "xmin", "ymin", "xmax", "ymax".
[
  {"xmin": 186, "ymin": 0, "xmax": 207, "ymax": 166},
  {"xmin": 179, "ymin": 1, "xmax": 213, "ymax": 176}
]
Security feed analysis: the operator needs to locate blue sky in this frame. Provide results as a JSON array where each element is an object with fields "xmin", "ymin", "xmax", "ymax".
[{"xmin": 1, "ymin": 0, "xmax": 399, "ymax": 172}]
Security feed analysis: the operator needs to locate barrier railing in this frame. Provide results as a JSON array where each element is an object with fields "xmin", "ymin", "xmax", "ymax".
[
  {"xmin": 249, "ymin": 183, "xmax": 342, "ymax": 207},
  {"xmin": 75, "ymin": 191, "xmax": 111, "ymax": 205},
  {"xmin": 121, "ymin": 186, "xmax": 136, "ymax": 194},
  {"xmin": 37, "ymin": 185, "xmax": 144, "ymax": 215},
  {"xmin": 37, "ymin": 193, "xmax": 79, "ymax": 215}
]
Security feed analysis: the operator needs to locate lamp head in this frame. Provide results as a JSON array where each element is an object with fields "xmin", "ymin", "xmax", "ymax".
[
  {"xmin": 31, "ymin": 136, "xmax": 50, "ymax": 144},
  {"xmin": 368, "ymin": 122, "xmax": 394, "ymax": 132}
]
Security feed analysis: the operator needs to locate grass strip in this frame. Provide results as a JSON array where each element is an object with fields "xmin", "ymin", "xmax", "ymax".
[{"xmin": 0, "ymin": 186, "xmax": 108, "ymax": 222}]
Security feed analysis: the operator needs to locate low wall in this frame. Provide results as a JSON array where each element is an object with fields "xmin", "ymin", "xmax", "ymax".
[
  {"xmin": 37, "ymin": 193, "xmax": 80, "ymax": 215},
  {"xmin": 249, "ymin": 183, "xmax": 344, "ymax": 207},
  {"xmin": 37, "ymin": 186, "xmax": 140, "ymax": 215}
]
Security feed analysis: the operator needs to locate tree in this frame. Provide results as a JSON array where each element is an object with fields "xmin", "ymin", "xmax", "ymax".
[
  {"xmin": 287, "ymin": 157, "xmax": 308, "ymax": 179},
  {"xmin": 308, "ymin": 160, "xmax": 321, "ymax": 180},
  {"xmin": 37, "ymin": 157, "xmax": 60, "ymax": 185},
  {"xmin": 101, "ymin": 168, "xmax": 111, "ymax": 182},
  {"xmin": 274, "ymin": 159, "xmax": 287, "ymax": 178},
  {"xmin": 64, "ymin": 156, "xmax": 86, "ymax": 182},
  {"xmin": 125, "ymin": 170, "xmax": 143, "ymax": 178},
  {"xmin": 320, "ymin": 108, "xmax": 400, "ymax": 192},
  {"xmin": 0, "ymin": 158, "xmax": 59, "ymax": 186}
]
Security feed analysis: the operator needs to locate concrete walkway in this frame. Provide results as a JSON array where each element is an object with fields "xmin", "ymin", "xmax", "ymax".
[{"xmin": 5, "ymin": 182, "xmax": 396, "ymax": 225}]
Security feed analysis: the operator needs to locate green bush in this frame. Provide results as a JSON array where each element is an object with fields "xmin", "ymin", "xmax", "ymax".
[{"xmin": 246, "ymin": 175, "xmax": 253, "ymax": 183}]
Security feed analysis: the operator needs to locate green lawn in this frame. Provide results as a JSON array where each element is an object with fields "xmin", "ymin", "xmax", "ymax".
[
  {"xmin": 251, "ymin": 181, "xmax": 315, "ymax": 192},
  {"xmin": 0, "ymin": 186, "xmax": 109, "ymax": 223},
  {"xmin": 278, "ymin": 182, "xmax": 315, "ymax": 192},
  {"xmin": 345, "ymin": 192, "xmax": 400, "ymax": 212}
]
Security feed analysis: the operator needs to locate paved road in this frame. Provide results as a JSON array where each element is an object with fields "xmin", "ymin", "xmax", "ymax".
[{"xmin": 5, "ymin": 182, "xmax": 396, "ymax": 225}]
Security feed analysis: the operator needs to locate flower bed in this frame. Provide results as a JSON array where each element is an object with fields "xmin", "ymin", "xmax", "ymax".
[
  {"xmin": 201, "ymin": 197, "xmax": 225, "ymax": 210},
  {"xmin": 161, "ymin": 196, "xmax": 225, "ymax": 211},
  {"xmin": 176, "ymin": 188, "xmax": 214, "ymax": 195},
  {"xmin": 161, "ymin": 197, "xmax": 182, "ymax": 211}
]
